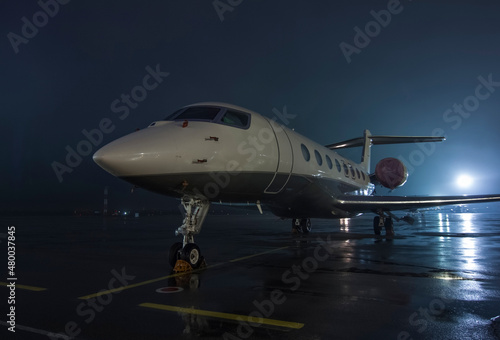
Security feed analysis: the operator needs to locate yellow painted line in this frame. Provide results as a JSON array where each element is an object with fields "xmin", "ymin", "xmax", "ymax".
[
  {"xmin": 0, "ymin": 282, "xmax": 47, "ymax": 291},
  {"xmin": 139, "ymin": 302, "xmax": 304, "ymax": 330},
  {"xmin": 79, "ymin": 246, "xmax": 289, "ymax": 300},
  {"xmin": 229, "ymin": 246, "xmax": 289, "ymax": 263}
]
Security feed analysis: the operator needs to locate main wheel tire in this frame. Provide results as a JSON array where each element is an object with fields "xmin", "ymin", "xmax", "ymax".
[
  {"xmin": 182, "ymin": 243, "xmax": 202, "ymax": 269},
  {"xmin": 373, "ymin": 216, "xmax": 382, "ymax": 235},
  {"xmin": 384, "ymin": 217, "xmax": 394, "ymax": 236},
  {"xmin": 168, "ymin": 242, "xmax": 183, "ymax": 268},
  {"xmin": 292, "ymin": 218, "xmax": 301, "ymax": 233},
  {"xmin": 301, "ymin": 219, "xmax": 311, "ymax": 233}
]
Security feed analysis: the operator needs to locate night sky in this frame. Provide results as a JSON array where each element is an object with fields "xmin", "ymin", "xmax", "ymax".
[{"xmin": 2, "ymin": 0, "xmax": 500, "ymax": 213}]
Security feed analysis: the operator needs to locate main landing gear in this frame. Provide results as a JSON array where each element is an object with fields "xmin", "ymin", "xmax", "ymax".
[
  {"xmin": 169, "ymin": 196, "xmax": 210, "ymax": 271},
  {"xmin": 373, "ymin": 213, "xmax": 394, "ymax": 237},
  {"xmin": 292, "ymin": 218, "xmax": 312, "ymax": 234}
]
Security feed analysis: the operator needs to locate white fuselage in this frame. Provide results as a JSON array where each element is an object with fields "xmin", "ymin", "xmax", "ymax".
[{"xmin": 94, "ymin": 103, "xmax": 373, "ymax": 218}]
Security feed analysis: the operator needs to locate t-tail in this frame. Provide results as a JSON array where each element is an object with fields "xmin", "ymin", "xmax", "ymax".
[{"xmin": 326, "ymin": 130, "xmax": 446, "ymax": 173}]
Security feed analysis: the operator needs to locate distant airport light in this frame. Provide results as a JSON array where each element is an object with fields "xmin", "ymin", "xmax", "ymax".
[{"xmin": 456, "ymin": 174, "xmax": 473, "ymax": 188}]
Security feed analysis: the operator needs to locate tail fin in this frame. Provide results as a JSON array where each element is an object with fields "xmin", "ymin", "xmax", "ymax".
[
  {"xmin": 361, "ymin": 129, "xmax": 371, "ymax": 173},
  {"xmin": 325, "ymin": 131, "xmax": 445, "ymax": 173}
]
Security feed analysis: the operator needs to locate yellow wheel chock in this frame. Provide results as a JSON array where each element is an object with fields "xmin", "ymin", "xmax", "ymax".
[{"xmin": 173, "ymin": 258, "xmax": 207, "ymax": 273}]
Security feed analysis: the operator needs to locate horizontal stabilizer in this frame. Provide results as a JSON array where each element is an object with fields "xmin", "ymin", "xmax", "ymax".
[{"xmin": 326, "ymin": 135, "xmax": 445, "ymax": 150}]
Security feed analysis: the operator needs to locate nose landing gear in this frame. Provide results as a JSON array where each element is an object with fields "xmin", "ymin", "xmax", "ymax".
[{"xmin": 169, "ymin": 196, "xmax": 210, "ymax": 271}]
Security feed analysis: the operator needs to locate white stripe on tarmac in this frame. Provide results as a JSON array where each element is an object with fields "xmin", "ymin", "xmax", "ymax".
[{"xmin": 0, "ymin": 320, "xmax": 71, "ymax": 339}]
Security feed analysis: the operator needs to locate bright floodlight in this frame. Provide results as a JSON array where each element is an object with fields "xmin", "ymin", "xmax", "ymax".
[{"xmin": 456, "ymin": 174, "xmax": 473, "ymax": 188}]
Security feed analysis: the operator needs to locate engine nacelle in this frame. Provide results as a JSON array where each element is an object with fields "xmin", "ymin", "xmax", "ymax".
[{"xmin": 374, "ymin": 157, "xmax": 408, "ymax": 189}]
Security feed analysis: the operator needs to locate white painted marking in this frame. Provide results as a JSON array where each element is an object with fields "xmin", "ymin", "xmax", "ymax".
[{"xmin": 0, "ymin": 320, "xmax": 71, "ymax": 339}]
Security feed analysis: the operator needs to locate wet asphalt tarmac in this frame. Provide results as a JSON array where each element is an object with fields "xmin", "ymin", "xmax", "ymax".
[{"xmin": 1, "ymin": 206, "xmax": 500, "ymax": 339}]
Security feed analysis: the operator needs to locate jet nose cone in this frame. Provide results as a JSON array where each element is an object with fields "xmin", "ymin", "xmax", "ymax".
[
  {"xmin": 93, "ymin": 143, "xmax": 122, "ymax": 176},
  {"xmin": 92, "ymin": 149, "xmax": 104, "ymax": 165},
  {"xmin": 93, "ymin": 147, "xmax": 108, "ymax": 166},
  {"xmin": 93, "ymin": 128, "xmax": 172, "ymax": 177},
  {"xmin": 93, "ymin": 132, "xmax": 146, "ymax": 177}
]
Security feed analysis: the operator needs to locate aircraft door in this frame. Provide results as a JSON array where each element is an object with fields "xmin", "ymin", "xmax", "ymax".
[{"xmin": 264, "ymin": 122, "xmax": 293, "ymax": 194}]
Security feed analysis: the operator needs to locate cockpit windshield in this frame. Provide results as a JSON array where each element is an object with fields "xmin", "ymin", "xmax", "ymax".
[
  {"xmin": 164, "ymin": 105, "xmax": 251, "ymax": 129},
  {"xmin": 164, "ymin": 107, "xmax": 221, "ymax": 121}
]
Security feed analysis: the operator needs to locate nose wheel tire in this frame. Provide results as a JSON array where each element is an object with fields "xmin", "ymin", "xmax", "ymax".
[
  {"xmin": 182, "ymin": 243, "xmax": 202, "ymax": 269},
  {"xmin": 168, "ymin": 242, "xmax": 183, "ymax": 268}
]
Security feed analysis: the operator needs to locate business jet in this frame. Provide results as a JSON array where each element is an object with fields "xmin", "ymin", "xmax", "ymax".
[{"xmin": 93, "ymin": 102, "xmax": 500, "ymax": 269}]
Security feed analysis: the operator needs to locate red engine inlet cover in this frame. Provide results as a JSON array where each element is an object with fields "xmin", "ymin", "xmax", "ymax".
[{"xmin": 375, "ymin": 157, "xmax": 408, "ymax": 189}]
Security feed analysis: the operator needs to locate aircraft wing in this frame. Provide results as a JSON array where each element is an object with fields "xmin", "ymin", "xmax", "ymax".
[{"xmin": 333, "ymin": 194, "xmax": 500, "ymax": 214}]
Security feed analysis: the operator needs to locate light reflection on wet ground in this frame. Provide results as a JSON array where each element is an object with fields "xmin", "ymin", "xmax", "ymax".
[{"xmin": 1, "ymin": 206, "xmax": 500, "ymax": 339}]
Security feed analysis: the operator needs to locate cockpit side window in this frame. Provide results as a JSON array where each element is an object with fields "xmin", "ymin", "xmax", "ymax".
[
  {"xmin": 219, "ymin": 110, "xmax": 250, "ymax": 129},
  {"xmin": 165, "ymin": 107, "xmax": 221, "ymax": 121}
]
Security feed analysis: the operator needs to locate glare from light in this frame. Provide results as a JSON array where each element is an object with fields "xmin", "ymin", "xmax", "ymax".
[
  {"xmin": 339, "ymin": 218, "xmax": 350, "ymax": 232},
  {"xmin": 456, "ymin": 174, "xmax": 473, "ymax": 188}
]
